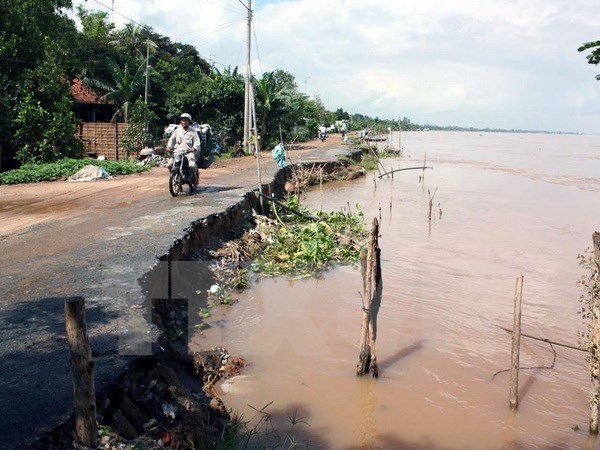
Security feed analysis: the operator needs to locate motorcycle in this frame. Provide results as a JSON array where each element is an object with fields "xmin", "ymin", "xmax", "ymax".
[
  {"xmin": 319, "ymin": 131, "xmax": 327, "ymax": 142},
  {"xmin": 169, "ymin": 150, "xmax": 198, "ymax": 197}
]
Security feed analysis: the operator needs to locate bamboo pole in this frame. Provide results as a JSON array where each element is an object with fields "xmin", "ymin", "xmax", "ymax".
[
  {"xmin": 377, "ymin": 166, "xmax": 433, "ymax": 178},
  {"xmin": 509, "ymin": 274, "xmax": 524, "ymax": 410},
  {"xmin": 64, "ymin": 297, "xmax": 97, "ymax": 448},
  {"xmin": 590, "ymin": 232, "xmax": 600, "ymax": 433},
  {"xmin": 357, "ymin": 218, "xmax": 382, "ymax": 378}
]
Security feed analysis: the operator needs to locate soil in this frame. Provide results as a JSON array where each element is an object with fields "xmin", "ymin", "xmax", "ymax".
[
  {"xmin": 0, "ymin": 135, "xmax": 341, "ymax": 238},
  {"xmin": 0, "ymin": 134, "xmax": 354, "ymax": 449}
]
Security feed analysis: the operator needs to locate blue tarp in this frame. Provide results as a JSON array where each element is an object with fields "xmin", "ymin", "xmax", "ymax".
[{"xmin": 271, "ymin": 142, "xmax": 286, "ymax": 168}]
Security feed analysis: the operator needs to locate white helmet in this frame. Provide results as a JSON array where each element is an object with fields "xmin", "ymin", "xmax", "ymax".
[{"xmin": 180, "ymin": 113, "xmax": 192, "ymax": 122}]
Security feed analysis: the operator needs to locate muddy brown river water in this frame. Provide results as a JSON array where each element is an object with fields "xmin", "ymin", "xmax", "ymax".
[{"xmin": 193, "ymin": 131, "xmax": 600, "ymax": 449}]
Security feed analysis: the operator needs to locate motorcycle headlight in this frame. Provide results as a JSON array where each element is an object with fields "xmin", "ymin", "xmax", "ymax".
[{"xmin": 175, "ymin": 154, "xmax": 182, "ymax": 163}]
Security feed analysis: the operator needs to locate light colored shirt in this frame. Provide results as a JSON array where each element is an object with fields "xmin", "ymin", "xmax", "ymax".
[{"xmin": 167, "ymin": 125, "xmax": 200, "ymax": 154}]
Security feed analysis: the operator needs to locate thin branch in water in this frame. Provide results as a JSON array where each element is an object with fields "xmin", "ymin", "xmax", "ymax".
[{"xmin": 492, "ymin": 342, "xmax": 556, "ymax": 380}]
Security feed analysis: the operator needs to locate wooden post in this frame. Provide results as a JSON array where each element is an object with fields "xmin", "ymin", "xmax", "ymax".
[
  {"xmin": 357, "ymin": 218, "xmax": 382, "ymax": 377},
  {"xmin": 64, "ymin": 297, "xmax": 98, "ymax": 448},
  {"xmin": 590, "ymin": 232, "xmax": 600, "ymax": 433},
  {"xmin": 114, "ymin": 122, "xmax": 119, "ymax": 161},
  {"xmin": 509, "ymin": 274, "xmax": 524, "ymax": 410}
]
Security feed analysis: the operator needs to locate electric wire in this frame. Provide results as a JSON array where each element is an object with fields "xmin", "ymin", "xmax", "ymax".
[
  {"xmin": 252, "ymin": 18, "xmax": 263, "ymax": 76},
  {"xmin": 206, "ymin": 0, "xmax": 247, "ymax": 17}
]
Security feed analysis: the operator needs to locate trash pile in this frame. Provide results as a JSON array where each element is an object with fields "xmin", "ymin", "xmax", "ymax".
[
  {"xmin": 68, "ymin": 165, "xmax": 110, "ymax": 182},
  {"xmin": 141, "ymin": 155, "xmax": 170, "ymax": 168}
]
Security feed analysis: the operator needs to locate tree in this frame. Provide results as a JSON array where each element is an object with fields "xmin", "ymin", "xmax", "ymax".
[
  {"xmin": 120, "ymin": 100, "xmax": 158, "ymax": 158},
  {"xmin": 110, "ymin": 23, "xmax": 157, "ymax": 59},
  {"xmin": 0, "ymin": 0, "xmax": 80, "ymax": 163},
  {"xmin": 578, "ymin": 40, "xmax": 600, "ymax": 80},
  {"xmin": 77, "ymin": 6, "xmax": 113, "ymax": 40},
  {"xmin": 84, "ymin": 57, "xmax": 146, "ymax": 122},
  {"xmin": 13, "ymin": 47, "xmax": 83, "ymax": 163},
  {"xmin": 254, "ymin": 70, "xmax": 297, "ymax": 146}
]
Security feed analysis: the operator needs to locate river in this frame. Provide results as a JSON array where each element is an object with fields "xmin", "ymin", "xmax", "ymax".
[{"xmin": 193, "ymin": 131, "xmax": 600, "ymax": 449}]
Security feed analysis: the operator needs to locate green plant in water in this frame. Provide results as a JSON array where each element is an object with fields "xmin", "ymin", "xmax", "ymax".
[
  {"xmin": 252, "ymin": 198, "xmax": 366, "ymax": 277},
  {"xmin": 357, "ymin": 153, "xmax": 379, "ymax": 171}
]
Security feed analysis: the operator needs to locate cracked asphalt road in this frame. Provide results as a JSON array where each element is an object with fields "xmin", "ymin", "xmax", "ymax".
[{"xmin": 0, "ymin": 136, "xmax": 349, "ymax": 448}]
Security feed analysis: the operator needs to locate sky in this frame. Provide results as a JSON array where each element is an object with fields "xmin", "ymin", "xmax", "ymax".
[{"xmin": 70, "ymin": 0, "xmax": 600, "ymax": 134}]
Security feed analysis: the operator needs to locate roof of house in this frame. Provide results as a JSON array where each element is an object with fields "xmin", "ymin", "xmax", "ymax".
[{"xmin": 70, "ymin": 78, "xmax": 106, "ymax": 104}]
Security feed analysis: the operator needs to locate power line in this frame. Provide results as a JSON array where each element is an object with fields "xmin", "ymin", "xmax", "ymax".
[
  {"xmin": 170, "ymin": 18, "xmax": 246, "ymax": 39},
  {"xmin": 90, "ymin": 0, "xmax": 148, "ymax": 30},
  {"xmin": 236, "ymin": 0, "xmax": 250, "ymax": 12},
  {"xmin": 206, "ymin": 0, "xmax": 247, "ymax": 17},
  {"xmin": 252, "ymin": 19, "xmax": 263, "ymax": 76}
]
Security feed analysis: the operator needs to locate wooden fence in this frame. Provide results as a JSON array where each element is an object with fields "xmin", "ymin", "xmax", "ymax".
[{"xmin": 78, "ymin": 122, "xmax": 129, "ymax": 161}]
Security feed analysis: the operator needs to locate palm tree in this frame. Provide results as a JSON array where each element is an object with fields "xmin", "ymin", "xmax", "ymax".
[
  {"xmin": 110, "ymin": 23, "xmax": 157, "ymax": 58},
  {"xmin": 84, "ymin": 57, "xmax": 145, "ymax": 122},
  {"xmin": 254, "ymin": 72, "xmax": 294, "ymax": 144}
]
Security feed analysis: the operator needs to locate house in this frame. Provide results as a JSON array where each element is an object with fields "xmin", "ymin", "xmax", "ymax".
[
  {"xmin": 71, "ymin": 78, "xmax": 114, "ymax": 123},
  {"xmin": 71, "ymin": 79, "xmax": 128, "ymax": 160}
]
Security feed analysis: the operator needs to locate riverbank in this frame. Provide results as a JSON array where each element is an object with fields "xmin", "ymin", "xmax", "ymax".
[{"xmin": 0, "ymin": 134, "xmax": 364, "ymax": 448}]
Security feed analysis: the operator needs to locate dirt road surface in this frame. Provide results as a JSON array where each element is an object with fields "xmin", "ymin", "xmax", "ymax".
[{"xmin": 0, "ymin": 135, "xmax": 348, "ymax": 448}]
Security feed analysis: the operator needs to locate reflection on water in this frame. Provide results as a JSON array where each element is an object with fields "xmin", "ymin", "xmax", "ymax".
[{"xmin": 193, "ymin": 132, "xmax": 600, "ymax": 448}]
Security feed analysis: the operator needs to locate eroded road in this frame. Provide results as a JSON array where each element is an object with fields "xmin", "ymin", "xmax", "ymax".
[{"xmin": 0, "ymin": 138, "xmax": 347, "ymax": 448}]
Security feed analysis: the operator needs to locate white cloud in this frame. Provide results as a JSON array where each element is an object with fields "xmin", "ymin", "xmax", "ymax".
[{"xmin": 71, "ymin": 0, "xmax": 600, "ymax": 133}]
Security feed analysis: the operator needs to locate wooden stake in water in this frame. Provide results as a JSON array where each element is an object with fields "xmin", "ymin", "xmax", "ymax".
[
  {"xmin": 590, "ymin": 232, "xmax": 600, "ymax": 433},
  {"xmin": 65, "ymin": 297, "xmax": 98, "ymax": 448},
  {"xmin": 319, "ymin": 168, "xmax": 323, "ymax": 212},
  {"xmin": 428, "ymin": 187, "xmax": 438, "ymax": 222},
  {"xmin": 357, "ymin": 218, "xmax": 383, "ymax": 378},
  {"xmin": 509, "ymin": 274, "xmax": 524, "ymax": 410},
  {"xmin": 422, "ymin": 153, "xmax": 427, "ymax": 183}
]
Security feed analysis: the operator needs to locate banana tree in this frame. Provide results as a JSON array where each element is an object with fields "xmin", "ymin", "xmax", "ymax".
[{"xmin": 83, "ymin": 57, "xmax": 145, "ymax": 122}]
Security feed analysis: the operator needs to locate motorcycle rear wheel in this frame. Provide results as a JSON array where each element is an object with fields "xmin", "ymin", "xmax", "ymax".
[{"xmin": 169, "ymin": 172, "xmax": 182, "ymax": 197}]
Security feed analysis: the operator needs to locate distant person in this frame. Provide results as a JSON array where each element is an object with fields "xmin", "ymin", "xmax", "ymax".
[
  {"xmin": 166, "ymin": 113, "xmax": 200, "ymax": 169},
  {"xmin": 340, "ymin": 122, "xmax": 348, "ymax": 140},
  {"xmin": 318, "ymin": 124, "xmax": 327, "ymax": 141}
]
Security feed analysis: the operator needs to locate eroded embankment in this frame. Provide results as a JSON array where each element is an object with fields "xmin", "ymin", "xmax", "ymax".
[{"xmin": 40, "ymin": 156, "xmax": 364, "ymax": 449}]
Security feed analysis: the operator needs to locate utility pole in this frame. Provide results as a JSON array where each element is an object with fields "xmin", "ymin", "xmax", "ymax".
[
  {"xmin": 243, "ymin": 0, "xmax": 252, "ymax": 155},
  {"xmin": 144, "ymin": 39, "xmax": 150, "ymax": 104},
  {"xmin": 303, "ymin": 76, "xmax": 310, "ymax": 94}
]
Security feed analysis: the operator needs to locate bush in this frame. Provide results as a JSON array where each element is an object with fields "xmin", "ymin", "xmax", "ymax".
[
  {"xmin": 0, "ymin": 158, "xmax": 148, "ymax": 185},
  {"xmin": 14, "ymin": 94, "xmax": 84, "ymax": 164}
]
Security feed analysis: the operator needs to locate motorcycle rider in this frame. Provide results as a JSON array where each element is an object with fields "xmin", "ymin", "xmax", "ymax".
[
  {"xmin": 318, "ymin": 124, "xmax": 327, "ymax": 141},
  {"xmin": 166, "ymin": 113, "xmax": 200, "ymax": 172}
]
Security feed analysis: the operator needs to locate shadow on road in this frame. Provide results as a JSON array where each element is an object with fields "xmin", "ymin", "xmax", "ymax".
[{"xmin": 0, "ymin": 297, "xmax": 126, "ymax": 449}]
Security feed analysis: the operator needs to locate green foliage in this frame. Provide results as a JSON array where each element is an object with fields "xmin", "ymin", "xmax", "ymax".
[
  {"xmin": 577, "ymin": 250, "xmax": 600, "ymax": 354},
  {"xmin": 357, "ymin": 153, "xmax": 379, "ymax": 170},
  {"xmin": 12, "ymin": 44, "xmax": 83, "ymax": 164},
  {"xmin": 252, "ymin": 199, "xmax": 366, "ymax": 277},
  {"xmin": 84, "ymin": 57, "xmax": 146, "ymax": 122},
  {"xmin": 578, "ymin": 40, "xmax": 600, "ymax": 80},
  {"xmin": 120, "ymin": 100, "xmax": 158, "ymax": 158},
  {"xmin": 0, "ymin": 158, "xmax": 147, "ymax": 184},
  {"xmin": 288, "ymin": 125, "xmax": 314, "ymax": 142},
  {"xmin": 76, "ymin": 6, "xmax": 113, "ymax": 40},
  {"xmin": 14, "ymin": 91, "xmax": 83, "ymax": 164},
  {"xmin": 0, "ymin": 0, "xmax": 79, "ymax": 152}
]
